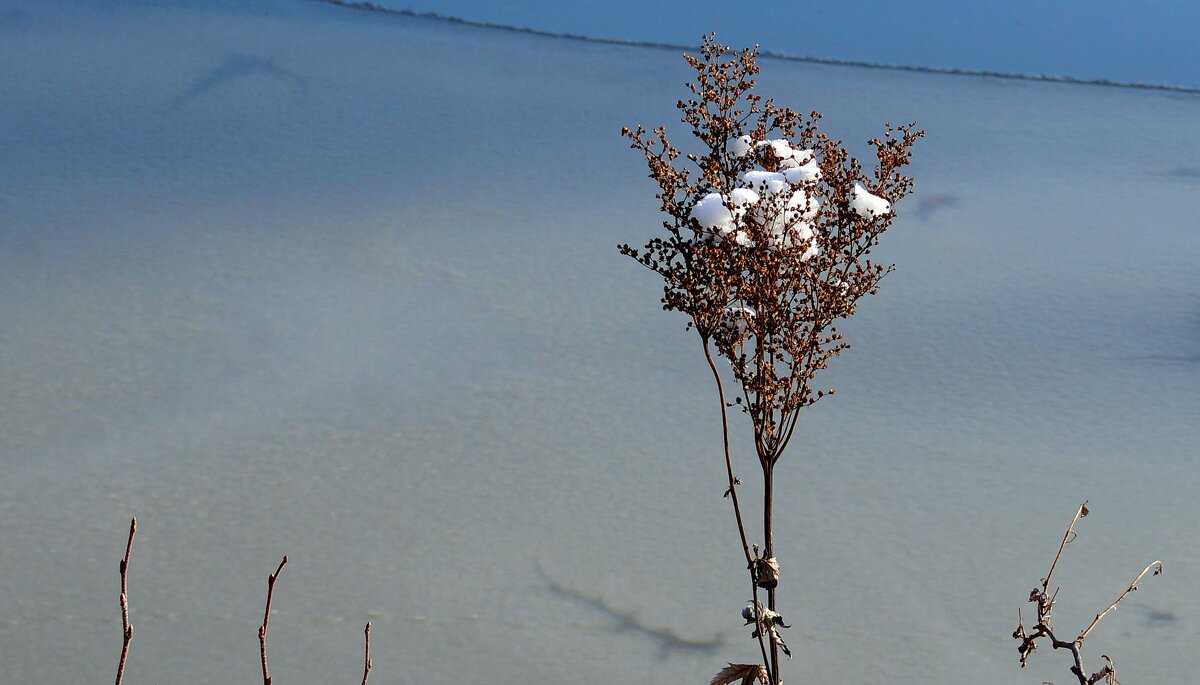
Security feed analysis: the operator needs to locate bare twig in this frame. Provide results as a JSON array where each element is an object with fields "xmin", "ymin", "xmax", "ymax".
[
  {"xmin": 361, "ymin": 622, "xmax": 373, "ymax": 685},
  {"xmin": 1043, "ymin": 501, "xmax": 1088, "ymax": 596},
  {"xmin": 1079, "ymin": 560, "xmax": 1164, "ymax": 641},
  {"xmin": 1013, "ymin": 502, "xmax": 1161, "ymax": 685},
  {"xmin": 114, "ymin": 517, "xmax": 137, "ymax": 685},
  {"xmin": 259, "ymin": 555, "xmax": 288, "ymax": 685},
  {"xmin": 703, "ymin": 338, "xmax": 772, "ymax": 681}
]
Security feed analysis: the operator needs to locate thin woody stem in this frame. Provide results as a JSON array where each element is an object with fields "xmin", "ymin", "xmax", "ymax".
[
  {"xmin": 763, "ymin": 465, "xmax": 778, "ymax": 683},
  {"xmin": 703, "ymin": 337, "xmax": 754, "ymax": 567},
  {"xmin": 1015, "ymin": 503, "xmax": 1159, "ymax": 685},
  {"xmin": 1040, "ymin": 623, "xmax": 1089, "ymax": 685},
  {"xmin": 114, "ymin": 517, "xmax": 136, "ymax": 685},
  {"xmin": 1044, "ymin": 501, "xmax": 1088, "ymax": 594},
  {"xmin": 702, "ymin": 337, "xmax": 772, "ymax": 682},
  {"xmin": 259, "ymin": 555, "xmax": 288, "ymax": 685},
  {"xmin": 361, "ymin": 622, "xmax": 373, "ymax": 685},
  {"xmin": 1078, "ymin": 560, "xmax": 1164, "ymax": 642}
]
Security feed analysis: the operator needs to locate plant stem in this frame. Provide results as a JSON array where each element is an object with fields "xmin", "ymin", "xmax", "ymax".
[
  {"xmin": 361, "ymin": 622, "xmax": 373, "ymax": 685},
  {"xmin": 703, "ymin": 339, "xmax": 754, "ymax": 568},
  {"xmin": 703, "ymin": 337, "xmax": 772, "ymax": 680},
  {"xmin": 259, "ymin": 555, "xmax": 288, "ymax": 685},
  {"xmin": 764, "ymin": 464, "xmax": 778, "ymax": 684},
  {"xmin": 115, "ymin": 517, "xmax": 136, "ymax": 685}
]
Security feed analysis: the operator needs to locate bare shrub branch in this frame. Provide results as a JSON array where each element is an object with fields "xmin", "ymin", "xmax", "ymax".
[
  {"xmin": 1079, "ymin": 560, "xmax": 1164, "ymax": 642},
  {"xmin": 1013, "ymin": 502, "xmax": 1162, "ymax": 685},
  {"xmin": 361, "ymin": 622, "xmax": 373, "ymax": 685},
  {"xmin": 114, "ymin": 517, "xmax": 137, "ymax": 685},
  {"xmin": 259, "ymin": 555, "xmax": 288, "ymax": 685}
]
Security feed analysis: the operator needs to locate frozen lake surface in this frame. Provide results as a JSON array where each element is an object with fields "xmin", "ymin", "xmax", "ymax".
[{"xmin": 1, "ymin": 1, "xmax": 1197, "ymax": 683}]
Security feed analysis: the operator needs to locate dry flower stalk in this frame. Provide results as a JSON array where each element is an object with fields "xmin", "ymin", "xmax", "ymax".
[
  {"xmin": 1013, "ymin": 501, "xmax": 1162, "ymax": 685},
  {"xmin": 620, "ymin": 36, "xmax": 921, "ymax": 685},
  {"xmin": 362, "ymin": 621, "xmax": 373, "ymax": 685},
  {"xmin": 107, "ymin": 521, "xmax": 374, "ymax": 683},
  {"xmin": 114, "ymin": 517, "xmax": 137, "ymax": 685},
  {"xmin": 259, "ymin": 555, "xmax": 288, "ymax": 685}
]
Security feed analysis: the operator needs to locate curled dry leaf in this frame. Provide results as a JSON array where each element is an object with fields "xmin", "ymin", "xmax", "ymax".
[
  {"xmin": 742, "ymin": 601, "xmax": 793, "ymax": 658},
  {"xmin": 754, "ymin": 557, "xmax": 780, "ymax": 589},
  {"xmin": 709, "ymin": 662, "xmax": 769, "ymax": 685}
]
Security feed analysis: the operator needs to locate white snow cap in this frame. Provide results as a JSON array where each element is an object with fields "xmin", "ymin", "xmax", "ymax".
[
  {"xmin": 691, "ymin": 193, "xmax": 735, "ymax": 233},
  {"xmin": 691, "ymin": 190, "xmax": 759, "ymax": 243},
  {"xmin": 849, "ymin": 182, "xmax": 891, "ymax": 218},
  {"xmin": 729, "ymin": 135, "xmax": 753, "ymax": 158},
  {"xmin": 756, "ymin": 138, "xmax": 817, "ymax": 175},
  {"xmin": 781, "ymin": 158, "xmax": 821, "ymax": 182},
  {"xmin": 735, "ymin": 166, "xmax": 822, "ymax": 255},
  {"xmin": 769, "ymin": 219, "xmax": 819, "ymax": 260},
  {"xmin": 743, "ymin": 169, "xmax": 788, "ymax": 195}
]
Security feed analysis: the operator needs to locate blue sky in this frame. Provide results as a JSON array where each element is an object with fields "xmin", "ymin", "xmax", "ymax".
[{"xmin": 378, "ymin": 0, "xmax": 1200, "ymax": 88}]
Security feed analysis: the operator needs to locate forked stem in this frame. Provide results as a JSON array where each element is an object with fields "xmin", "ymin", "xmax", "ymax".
[
  {"xmin": 1014, "ymin": 502, "xmax": 1161, "ymax": 685},
  {"xmin": 259, "ymin": 555, "xmax": 288, "ymax": 685}
]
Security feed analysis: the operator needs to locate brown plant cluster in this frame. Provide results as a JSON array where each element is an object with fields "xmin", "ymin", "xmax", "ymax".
[
  {"xmin": 1013, "ymin": 502, "xmax": 1162, "ymax": 685},
  {"xmin": 621, "ymin": 37, "xmax": 921, "ymax": 465},
  {"xmin": 621, "ymin": 36, "xmax": 920, "ymax": 685}
]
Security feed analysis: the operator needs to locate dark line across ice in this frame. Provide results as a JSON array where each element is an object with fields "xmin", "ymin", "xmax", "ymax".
[{"xmin": 307, "ymin": 0, "xmax": 1200, "ymax": 95}]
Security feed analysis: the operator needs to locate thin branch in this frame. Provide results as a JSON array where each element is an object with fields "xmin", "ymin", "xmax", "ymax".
[
  {"xmin": 703, "ymin": 337, "xmax": 754, "ymax": 568},
  {"xmin": 1043, "ymin": 501, "xmax": 1088, "ymax": 594},
  {"xmin": 1014, "ymin": 502, "xmax": 1160, "ymax": 685},
  {"xmin": 361, "ymin": 622, "xmax": 373, "ymax": 685},
  {"xmin": 259, "ymin": 555, "xmax": 288, "ymax": 685},
  {"xmin": 1079, "ymin": 560, "xmax": 1164, "ymax": 642},
  {"xmin": 114, "ymin": 517, "xmax": 137, "ymax": 685},
  {"xmin": 703, "ymin": 337, "xmax": 772, "ymax": 682}
]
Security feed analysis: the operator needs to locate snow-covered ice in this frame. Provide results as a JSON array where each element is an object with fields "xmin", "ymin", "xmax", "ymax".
[{"xmin": 1, "ymin": 2, "xmax": 1197, "ymax": 685}]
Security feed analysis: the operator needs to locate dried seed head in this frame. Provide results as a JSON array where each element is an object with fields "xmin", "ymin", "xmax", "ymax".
[{"xmin": 621, "ymin": 36, "xmax": 922, "ymax": 465}]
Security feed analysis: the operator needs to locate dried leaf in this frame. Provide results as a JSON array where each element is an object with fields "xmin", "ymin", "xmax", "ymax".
[
  {"xmin": 742, "ymin": 601, "xmax": 793, "ymax": 659},
  {"xmin": 709, "ymin": 663, "xmax": 768, "ymax": 685},
  {"xmin": 772, "ymin": 629, "xmax": 792, "ymax": 658},
  {"xmin": 723, "ymin": 476, "xmax": 742, "ymax": 499},
  {"xmin": 754, "ymin": 557, "xmax": 780, "ymax": 589}
]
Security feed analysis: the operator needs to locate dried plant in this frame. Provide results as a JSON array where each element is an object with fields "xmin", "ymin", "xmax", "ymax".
[
  {"xmin": 620, "ymin": 36, "xmax": 921, "ymax": 685},
  {"xmin": 361, "ymin": 622, "xmax": 373, "ymax": 685},
  {"xmin": 259, "ymin": 555, "xmax": 289, "ymax": 685},
  {"xmin": 107, "ymin": 520, "xmax": 374, "ymax": 684},
  {"xmin": 114, "ymin": 518, "xmax": 137, "ymax": 685},
  {"xmin": 1013, "ymin": 502, "xmax": 1163, "ymax": 685}
]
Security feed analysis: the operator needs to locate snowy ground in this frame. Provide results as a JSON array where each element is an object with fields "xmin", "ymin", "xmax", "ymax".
[{"xmin": 1, "ymin": 1, "xmax": 1197, "ymax": 684}]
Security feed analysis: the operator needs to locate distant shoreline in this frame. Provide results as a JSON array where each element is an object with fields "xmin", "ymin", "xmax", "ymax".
[{"xmin": 308, "ymin": 0, "xmax": 1200, "ymax": 95}]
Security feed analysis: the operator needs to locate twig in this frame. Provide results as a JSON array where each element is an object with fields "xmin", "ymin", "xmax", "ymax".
[
  {"xmin": 1013, "ymin": 502, "xmax": 1161, "ymax": 685},
  {"xmin": 115, "ymin": 517, "xmax": 137, "ymax": 685},
  {"xmin": 259, "ymin": 555, "xmax": 288, "ymax": 685},
  {"xmin": 1079, "ymin": 560, "xmax": 1164, "ymax": 641},
  {"xmin": 1043, "ymin": 501, "xmax": 1087, "ymax": 596},
  {"xmin": 703, "ymin": 338, "xmax": 773, "ymax": 682},
  {"xmin": 361, "ymin": 622, "xmax": 373, "ymax": 685},
  {"xmin": 703, "ymin": 338, "xmax": 754, "ymax": 568}
]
